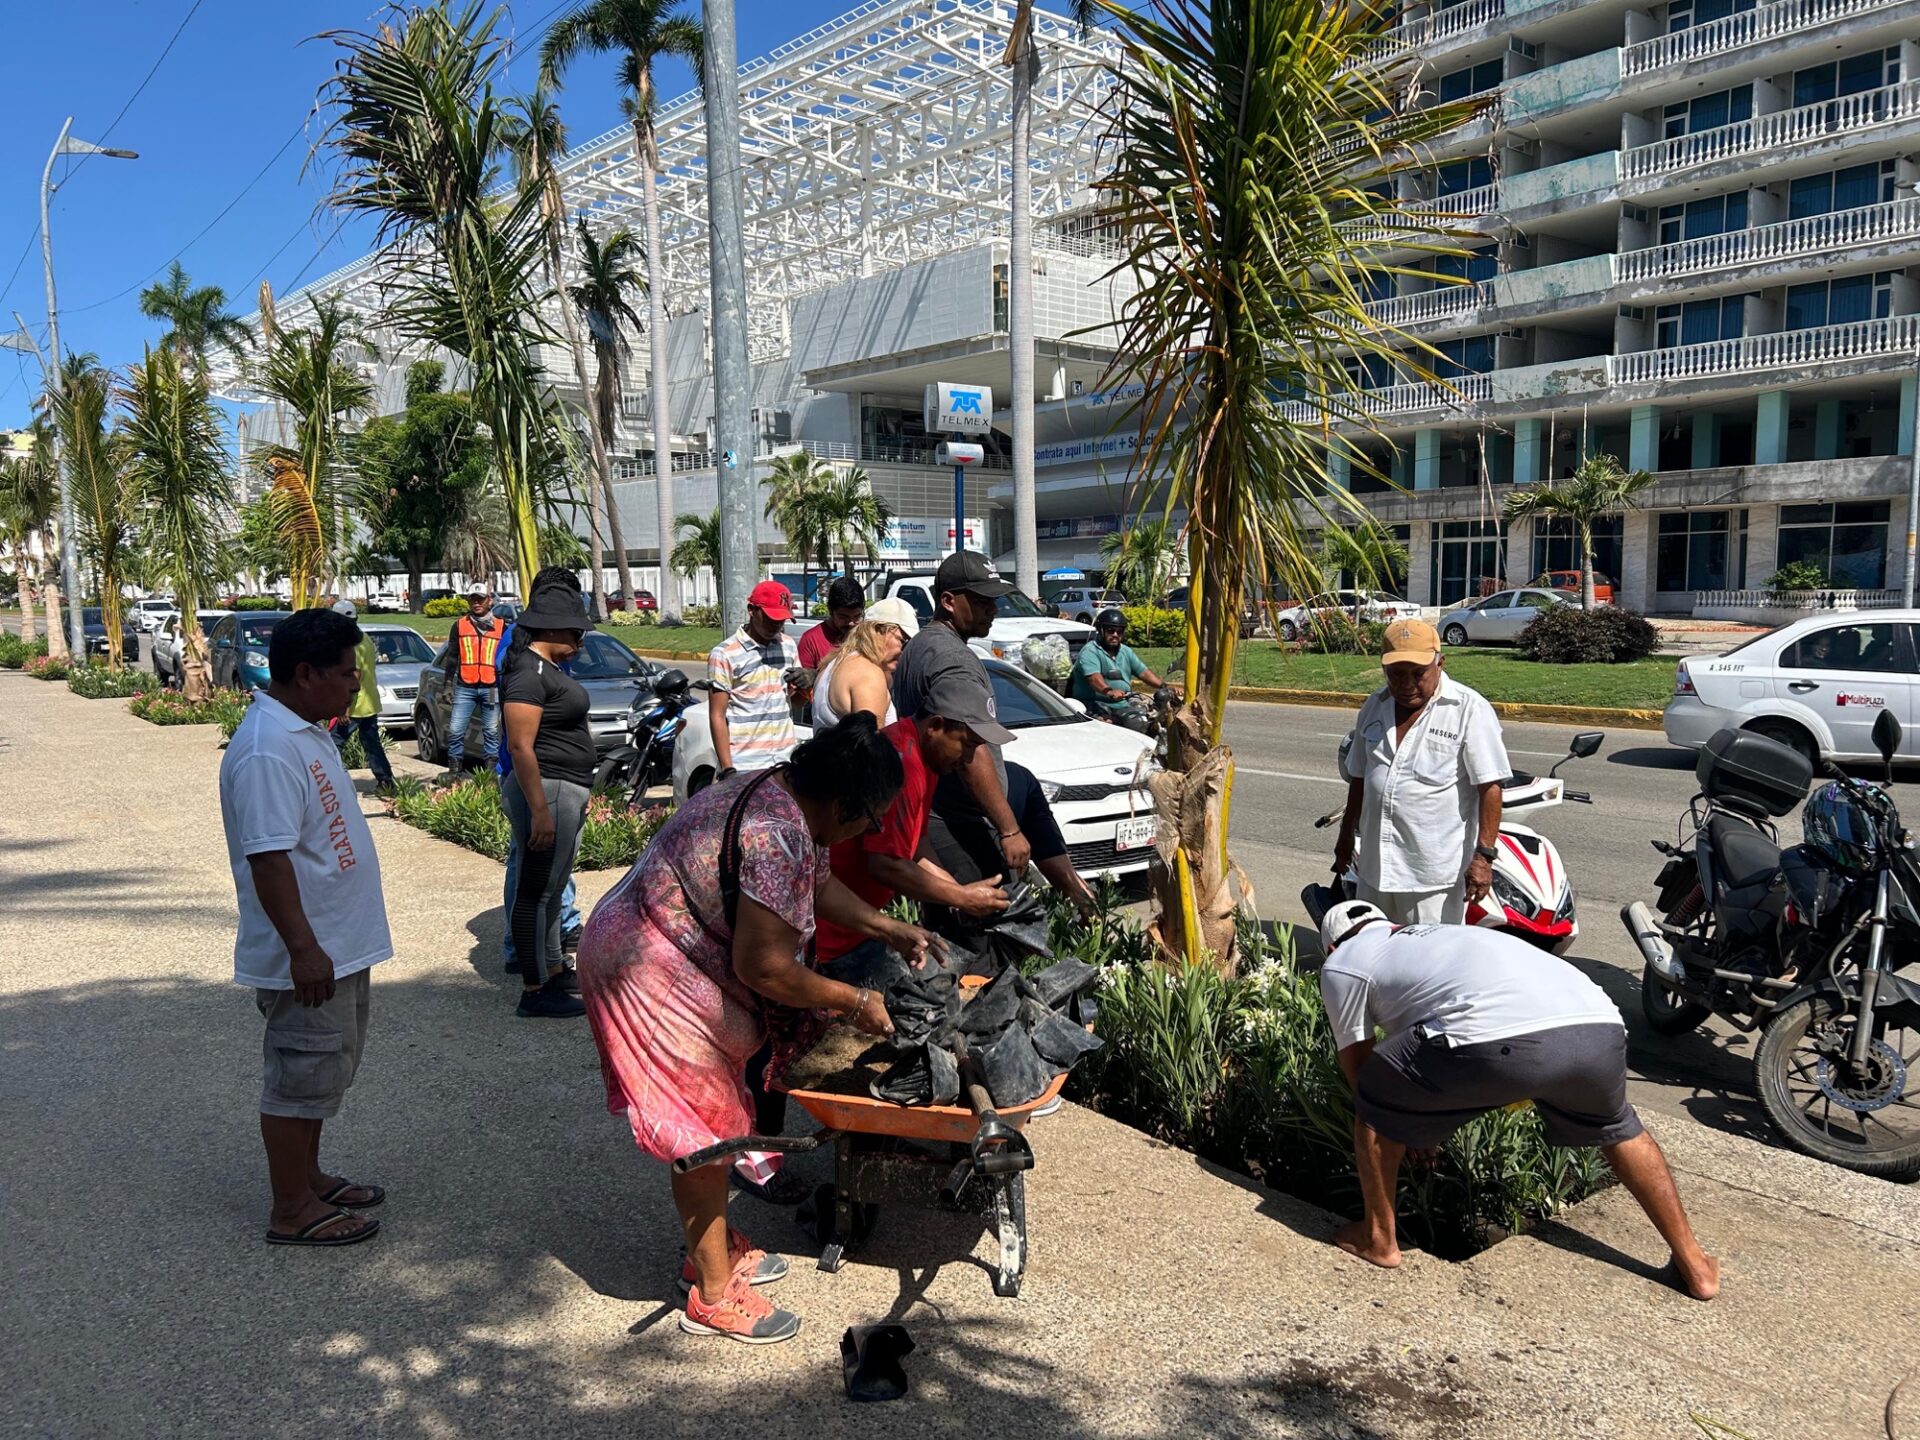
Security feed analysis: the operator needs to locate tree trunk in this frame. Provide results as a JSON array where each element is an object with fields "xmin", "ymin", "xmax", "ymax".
[
  {"xmin": 43, "ymin": 567, "xmax": 68, "ymax": 661},
  {"xmin": 636, "ymin": 93, "xmax": 679, "ymax": 623},
  {"xmin": 1580, "ymin": 520, "xmax": 1596, "ymax": 610},
  {"xmin": 14, "ymin": 553, "xmax": 37, "ymax": 644},
  {"xmin": 554, "ymin": 262, "xmax": 611, "ymax": 622},
  {"xmin": 408, "ymin": 560, "xmax": 426, "ymax": 613},
  {"xmin": 595, "ymin": 351, "xmax": 637, "ymax": 609},
  {"xmin": 1007, "ymin": 17, "xmax": 1040, "ymax": 597}
]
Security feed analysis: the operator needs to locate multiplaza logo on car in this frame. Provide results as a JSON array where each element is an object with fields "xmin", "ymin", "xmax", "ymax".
[{"xmin": 1836, "ymin": 694, "xmax": 1887, "ymax": 708}]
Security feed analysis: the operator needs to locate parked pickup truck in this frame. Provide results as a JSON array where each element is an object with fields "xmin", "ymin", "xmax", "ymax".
[{"xmin": 877, "ymin": 571, "xmax": 1094, "ymax": 668}]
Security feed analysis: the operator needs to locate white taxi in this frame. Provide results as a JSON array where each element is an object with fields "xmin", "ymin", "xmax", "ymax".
[{"xmin": 1664, "ymin": 609, "xmax": 1920, "ymax": 765}]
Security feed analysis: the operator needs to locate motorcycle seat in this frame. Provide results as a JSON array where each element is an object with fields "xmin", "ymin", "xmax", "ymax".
[{"xmin": 1706, "ymin": 812, "xmax": 1785, "ymax": 934}]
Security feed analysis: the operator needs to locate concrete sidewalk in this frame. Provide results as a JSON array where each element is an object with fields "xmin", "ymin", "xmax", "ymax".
[{"xmin": 4, "ymin": 670, "xmax": 1918, "ymax": 1439}]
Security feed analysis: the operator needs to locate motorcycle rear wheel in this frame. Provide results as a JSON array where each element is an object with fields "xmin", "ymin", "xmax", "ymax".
[
  {"xmin": 1756, "ymin": 993, "xmax": 1920, "ymax": 1180},
  {"xmin": 1640, "ymin": 964, "xmax": 1711, "ymax": 1036}
]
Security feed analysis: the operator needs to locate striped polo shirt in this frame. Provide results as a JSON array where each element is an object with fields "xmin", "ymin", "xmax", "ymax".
[{"xmin": 708, "ymin": 627, "xmax": 799, "ymax": 770}]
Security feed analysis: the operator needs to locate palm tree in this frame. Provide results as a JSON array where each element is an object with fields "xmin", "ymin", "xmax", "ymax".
[
  {"xmin": 812, "ymin": 466, "xmax": 894, "ymax": 577},
  {"xmin": 541, "ymin": 0, "xmax": 703, "ymax": 624},
  {"xmin": 54, "ymin": 354, "xmax": 132, "ymax": 664},
  {"xmin": 440, "ymin": 480, "xmax": 515, "ymax": 589},
  {"xmin": 565, "ymin": 217, "xmax": 648, "ymax": 607},
  {"xmin": 1099, "ymin": 515, "xmax": 1181, "ymax": 604},
  {"xmin": 0, "ymin": 440, "xmax": 58, "ymax": 646},
  {"xmin": 1320, "ymin": 518, "xmax": 1411, "ymax": 598},
  {"xmin": 119, "ymin": 346, "xmax": 234, "ymax": 701},
  {"xmin": 762, "ymin": 450, "xmax": 833, "ymax": 601},
  {"xmin": 1090, "ymin": 0, "xmax": 1484, "ymax": 968},
  {"xmin": 318, "ymin": 2, "xmax": 561, "ymax": 597},
  {"xmin": 1502, "ymin": 452, "xmax": 1657, "ymax": 609},
  {"xmin": 138, "ymin": 261, "xmax": 254, "ymax": 377},
  {"xmin": 670, "ymin": 508, "xmax": 721, "ymax": 588},
  {"xmin": 501, "ymin": 91, "xmax": 613, "ymax": 619},
  {"xmin": 255, "ymin": 297, "xmax": 374, "ymax": 604}
]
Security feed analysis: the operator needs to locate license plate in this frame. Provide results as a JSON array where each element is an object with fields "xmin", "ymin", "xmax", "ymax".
[{"xmin": 1114, "ymin": 816, "xmax": 1157, "ymax": 852}]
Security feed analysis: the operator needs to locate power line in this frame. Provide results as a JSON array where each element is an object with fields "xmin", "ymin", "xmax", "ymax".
[
  {"xmin": 0, "ymin": 227, "xmax": 41, "ymax": 316},
  {"xmin": 67, "ymin": 0, "xmax": 208, "ymax": 180}
]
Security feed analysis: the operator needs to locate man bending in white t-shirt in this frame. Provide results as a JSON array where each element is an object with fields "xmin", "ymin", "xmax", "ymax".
[
  {"xmin": 219, "ymin": 608, "xmax": 395, "ymax": 1248},
  {"xmin": 1316, "ymin": 901, "xmax": 1720, "ymax": 1301}
]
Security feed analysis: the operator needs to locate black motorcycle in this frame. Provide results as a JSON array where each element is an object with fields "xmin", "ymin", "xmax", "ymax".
[
  {"xmin": 1622, "ymin": 710, "xmax": 1920, "ymax": 1179},
  {"xmin": 592, "ymin": 669, "xmax": 700, "ymax": 810}
]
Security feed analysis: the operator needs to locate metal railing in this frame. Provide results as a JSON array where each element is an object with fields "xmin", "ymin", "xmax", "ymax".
[
  {"xmin": 1610, "ymin": 313, "xmax": 1920, "ymax": 384},
  {"xmin": 1355, "ymin": 0, "xmax": 1505, "ymax": 67},
  {"xmin": 1339, "ymin": 184, "xmax": 1499, "ymax": 240},
  {"xmin": 1613, "ymin": 198, "xmax": 1920, "ymax": 284},
  {"xmin": 799, "ymin": 438, "xmax": 1014, "ymax": 471},
  {"xmin": 1364, "ymin": 281, "xmax": 1489, "ymax": 328},
  {"xmin": 1623, "ymin": 0, "xmax": 1904, "ymax": 77},
  {"xmin": 1622, "ymin": 79, "xmax": 1920, "ymax": 180}
]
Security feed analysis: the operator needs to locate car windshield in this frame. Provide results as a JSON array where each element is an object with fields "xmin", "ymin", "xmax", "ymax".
[
  {"xmin": 995, "ymin": 589, "xmax": 1047, "ymax": 618},
  {"xmin": 83, "ymin": 608, "xmax": 103, "ymax": 624},
  {"xmin": 569, "ymin": 632, "xmax": 648, "ymax": 680},
  {"xmin": 988, "ymin": 663, "xmax": 1083, "ymax": 728},
  {"xmin": 370, "ymin": 630, "xmax": 435, "ymax": 664},
  {"xmin": 240, "ymin": 620, "xmax": 280, "ymax": 647}
]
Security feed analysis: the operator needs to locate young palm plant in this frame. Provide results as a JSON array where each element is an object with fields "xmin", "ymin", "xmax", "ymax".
[
  {"xmin": 813, "ymin": 466, "xmax": 894, "ymax": 577},
  {"xmin": 1501, "ymin": 452, "xmax": 1656, "ymax": 609},
  {"xmin": 317, "ymin": 1, "xmax": 560, "ymax": 596},
  {"xmin": 670, "ymin": 508, "xmax": 721, "ymax": 588},
  {"xmin": 541, "ymin": 0, "xmax": 703, "ymax": 623},
  {"xmin": 0, "ymin": 442, "xmax": 58, "ymax": 646},
  {"xmin": 762, "ymin": 450, "xmax": 833, "ymax": 600},
  {"xmin": 119, "ymin": 346, "xmax": 234, "ymax": 701},
  {"xmin": 137, "ymin": 262, "xmax": 255, "ymax": 378},
  {"xmin": 255, "ymin": 297, "xmax": 374, "ymax": 604},
  {"xmin": 565, "ymin": 217, "xmax": 648, "ymax": 607},
  {"xmin": 54, "ymin": 354, "xmax": 132, "ymax": 665},
  {"xmin": 1099, "ymin": 515, "xmax": 1181, "ymax": 604},
  {"xmin": 1091, "ymin": 0, "xmax": 1484, "ymax": 967},
  {"xmin": 501, "ymin": 91, "xmax": 614, "ymax": 618}
]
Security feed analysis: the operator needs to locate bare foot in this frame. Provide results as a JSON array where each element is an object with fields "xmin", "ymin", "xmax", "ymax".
[
  {"xmin": 1670, "ymin": 1252, "xmax": 1720, "ymax": 1302},
  {"xmin": 1333, "ymin": 1220, "xmax": 1401, "ymax": 1269}
]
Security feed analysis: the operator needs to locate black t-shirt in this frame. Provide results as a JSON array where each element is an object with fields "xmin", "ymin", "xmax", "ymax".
[
  {"xmin": 892, "ymin": 618, "xmax": 1007, "ymax": 791},
  {"xmin": 501, "ymin": 652, "xmax": 596, "ymax": 788}
]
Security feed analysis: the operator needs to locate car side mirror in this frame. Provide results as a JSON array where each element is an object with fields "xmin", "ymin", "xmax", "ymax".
[
  {"xmin": 1062, "ymin": 697, "xmax": 1087, "ymax": 715},
  {"xmin": 1569, "ymin": 731, "xmax": 1604, "ymax": 759},
  {"xmin": 1873, "ymin": 708, "xmax": 1902, "ymax": 767}
]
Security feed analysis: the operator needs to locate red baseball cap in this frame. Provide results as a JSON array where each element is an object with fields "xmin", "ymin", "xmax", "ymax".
[{"xmin": 748, "ymin": 580, "xmax": 793, "ymax": 621}]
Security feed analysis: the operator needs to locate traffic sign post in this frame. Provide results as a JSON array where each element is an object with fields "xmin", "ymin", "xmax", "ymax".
[{"xmin": 926, "ymin": 383, "xmax": 992, "ymax": 556}]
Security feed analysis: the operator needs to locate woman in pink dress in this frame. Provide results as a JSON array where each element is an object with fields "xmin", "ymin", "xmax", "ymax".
[{"xmin": 576, "ymin": 713, "xmax": 935, "ymax": 1345}]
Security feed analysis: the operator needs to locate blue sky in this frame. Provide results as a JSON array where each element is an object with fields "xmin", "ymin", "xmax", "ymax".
[{"xmin": 0, "ymin": 0, "xmax": 837, "ymax": 429}]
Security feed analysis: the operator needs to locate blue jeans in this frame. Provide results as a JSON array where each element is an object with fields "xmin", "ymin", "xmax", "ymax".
[
  {"xmin": 447, "ymin": 682, "xmax": 499, "ymax": 767},
  {"xmin": 332, "ymin": 715, "xmax": 394, "ymax": 785},
  {"xmin": 503, "ymin": 834, "xmax": 581, "ymax": 965}
]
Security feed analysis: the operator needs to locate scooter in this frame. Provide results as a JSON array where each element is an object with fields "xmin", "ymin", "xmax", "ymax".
[
  {"xmin": 593, "ymin": 669, "xmax": 700, "ymax": 810},
  {"xmin": 1302, "ymin": 731, "xmax": 1603, "ymax": 952}
]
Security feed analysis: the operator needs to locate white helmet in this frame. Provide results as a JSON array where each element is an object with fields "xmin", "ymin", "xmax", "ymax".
[{"xmin": 1319, "ymin": 899, "xmax": 1388, "ymax": 953}]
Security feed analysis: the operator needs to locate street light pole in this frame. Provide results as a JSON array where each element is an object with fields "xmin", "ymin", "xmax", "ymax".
[
  {"xmin": 39, "ymin": 117, "xmax": 138, "ymax": 658},
  {"xmin": 1907, "ymin": 339, "xmax": 1920, "ymax": 606}
]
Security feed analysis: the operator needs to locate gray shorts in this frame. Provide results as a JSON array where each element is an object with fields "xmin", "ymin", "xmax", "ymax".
[
  {"xmin": 1356, "ymin": 1021, "xmax": 1643, "ymax": 1150},
  {"xmin": 254, "ymin": 969, "xmax": 371, "ymax": 1120}
]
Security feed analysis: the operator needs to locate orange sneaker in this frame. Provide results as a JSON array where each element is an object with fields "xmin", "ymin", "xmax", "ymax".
[
  {"xmin": 678, "ymin": 1271, "xmax": 801, "ymax": 1345},
  {"xmin": 677, "ymin": 1226, "xmax": 790, "ymax": 1293}
]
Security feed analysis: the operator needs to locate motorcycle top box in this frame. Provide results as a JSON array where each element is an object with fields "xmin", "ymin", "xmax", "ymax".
[{"xmin": 1695, "ymin": 728, "xmax": 1812, "ymax": 818}]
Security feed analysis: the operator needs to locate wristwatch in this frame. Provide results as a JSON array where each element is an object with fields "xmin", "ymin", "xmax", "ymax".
[{"xmin": 1474, "ymin": 843, "xmax": 1499, "ymax": 862}]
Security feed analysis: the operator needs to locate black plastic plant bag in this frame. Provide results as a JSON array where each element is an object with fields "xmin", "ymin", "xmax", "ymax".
[
  {"xmin": 1027, "ymin": 956, "xmax": 1098, "ymax": 1009},
  {"xmin": 971, "ymin": 1023, "xmax": 1053, "ymax": 1108}
]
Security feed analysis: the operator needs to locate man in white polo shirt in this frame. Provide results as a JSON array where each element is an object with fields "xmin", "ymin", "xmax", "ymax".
[
  {"xmin": 1316, "ymin": 901, "xmax": 1720, "ymax": 1301},
  {"xmin": 220, "ymin": 607, "xmax": 393, "ymax": 1248},
  {"xmin": 1332, "ymin": 619, "xmax": 1509, "ymax": 925}
]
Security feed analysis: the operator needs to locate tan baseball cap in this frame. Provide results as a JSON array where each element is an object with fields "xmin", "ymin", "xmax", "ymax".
[{"xmin": 1381, "ymin": 618, "xmax": 1441, "ymax": 666}]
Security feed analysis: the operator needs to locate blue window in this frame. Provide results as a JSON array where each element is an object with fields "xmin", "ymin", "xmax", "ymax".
[
  {"xmin": 1657, "ymin": 192, "xmax": 1748, "ymax": 245},
  {"xmin": 1655, "ymin": 297, "xmax": 1745, "ymax": 347},
  {"xmin": 1431, "ymin": 336, "xmax": 1495, "ymax": 378},
  {"xmin": 1433, "ymin": 244, "xmax": 1498, "ymax": 283},
  {"xmin": 1788, "ymin": 161, "xmax": 1895, "ymax": 219},
  {"xmin": 1666, "ymin": 0, "xmax": 1755, "ymax": 31},
  {"xmin": 1437, "ymin": 59, "xmax": 1503, "ymax": 103},
  {"xmin": 1793, "ymin": 49, "xmax": 1899, "ymax": 107},
  {"xmin": 1435, "ymin": 158, "xmax": 1493, "ymax": 195},
  {"xmin": 1784, "ymin": 273, "xmax": 1894, "ymax": 330},
  {"xmin": 1664, "ymin": 86, "xmax": 1753, "ymax": 138}
]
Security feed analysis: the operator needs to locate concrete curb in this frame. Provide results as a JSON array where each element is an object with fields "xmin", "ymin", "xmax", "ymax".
[{"xmin": 1223, "ymin": 683, "xmax": 1665, "ymax": 730}]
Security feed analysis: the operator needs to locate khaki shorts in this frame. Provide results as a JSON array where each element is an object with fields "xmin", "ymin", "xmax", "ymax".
[{"xmin": 254, "ymin": 969, "xmax": 371, "ymax": 1120}]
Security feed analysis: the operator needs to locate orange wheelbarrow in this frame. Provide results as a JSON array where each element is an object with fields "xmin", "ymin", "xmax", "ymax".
[{"xmin": 673, "ymin": 1036, "xmax": 1065, "ymax": 1299}]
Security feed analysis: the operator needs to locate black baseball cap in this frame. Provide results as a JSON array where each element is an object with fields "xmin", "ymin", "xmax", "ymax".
[
  {"xmin": 922, "ymin": 670, "xmax": 1016, "ymax": 745},
  {"xmin": 934, "ymin": 551, "xmax": 1015, "ymax": 598}
]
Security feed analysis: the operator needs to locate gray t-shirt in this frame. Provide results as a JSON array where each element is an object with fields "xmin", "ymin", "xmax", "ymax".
[
  {"xmin": 892, "ymin": 619, "xmax": 1007, "ymax": 789},
  {"xmin": 1318, "ymin": 922, "xmax": 1622, "ymax": 1049}
]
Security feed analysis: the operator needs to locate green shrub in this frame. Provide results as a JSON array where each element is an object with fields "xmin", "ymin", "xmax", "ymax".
[
  {"xmin": 1766, "ymin": 560, "xmax": 1826, "ymax": 593},
  {"xmin": 229, "ymin": 596, "xmax": 283, "ymax": 612},
  {"xmin": 0, "ymin": 634, "xmax": 46, "ymax": 669},
  {"xmin": 387, "ymin": 776, "xmax": 669, "ymax": 870},
  {"xmin": 67, "ymin": 665, "xmax": 150, "ymax": 700},
  {"xmin": 1517, "ymin": 605, "xmax": 1659, "ymax": 664},
  {"xmin": 24, "ymin": 653, "xmax": 72, "ymax": 681},
  {"xmin": 129, "ymin": 688, "xmax": 250, "ymax": 727},
  {"xmin": 579, "ymin": 793, "xmax": 671, "ymax": 869},
  {"xmin": 423, "ymin": 596, "xmax": 467, "ymax": 617},
  {"xmin": 1119, "ymin": 605, "xmax": 1184, "ymax": 648},
  {"xmin": 214, "ymin": 690, "xmax": 253, "ymax": 738},
  {"xmin": 683, "ymin": 603, "xmax": 723, "ymax": 628},
  {"xmin": 604, "ymin": 607, "xmax": 659, "ymax": 627},
  {"xmin": 1043, "ymin": 894, "xmax": 1611, "ymax": 1257},
  {"xmin": 1302, "ymin": 616, "xmax": 1387, "ymax": 656}
]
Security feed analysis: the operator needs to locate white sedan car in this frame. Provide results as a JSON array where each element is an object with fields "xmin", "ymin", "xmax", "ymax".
[
  {"xmin": 1438, "ymin": 587, "xmax": 1576, "ymax": 646},
  {"xmin": 1664, "ymin": 609, "xmax": 1920, "ymax": 765},
  {"xmin": 1271, "ymin": 590, "xmax": 1419, "ymax": 642},
  {"xmin": 672, "ymin": 657, "xmax": 1162, "ymax": 879}
]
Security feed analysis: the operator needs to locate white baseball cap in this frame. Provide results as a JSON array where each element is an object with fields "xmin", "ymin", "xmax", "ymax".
[
  {"xmin": 1319, "ymin": 899, "xmax": 1389, "ymax": 953},
  {"xmin": 865, "ymin": 596, "xmax": 919, "ymax": 636}
]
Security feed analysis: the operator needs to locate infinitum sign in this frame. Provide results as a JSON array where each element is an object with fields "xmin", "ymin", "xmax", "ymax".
[{"xmin": 923, "ymin": 382, "xmax": 993, "ymax": 435}]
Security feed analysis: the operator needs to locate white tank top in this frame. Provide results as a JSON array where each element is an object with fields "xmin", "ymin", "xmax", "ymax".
[{"xmin": 812, "ymin": 656, "xmax": 896, "ymax": 730}]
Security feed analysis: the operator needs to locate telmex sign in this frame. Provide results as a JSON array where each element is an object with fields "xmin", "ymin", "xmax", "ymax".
[{"xmin": 923, "ymin": 382, "xmax": 994, "ymax": 435}]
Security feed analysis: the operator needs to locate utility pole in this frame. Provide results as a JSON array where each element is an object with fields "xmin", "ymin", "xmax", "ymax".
[
  {"xmin": 701, "ymin": 0, "xmax": 758, "ymax": 624},
  {"xmin": 1907, "ymin": 339, "xmax": 1920, "ymax": 606},
  {"xmin": 40, "ymin": 117, "xmax": 137, "ymax": 658}
]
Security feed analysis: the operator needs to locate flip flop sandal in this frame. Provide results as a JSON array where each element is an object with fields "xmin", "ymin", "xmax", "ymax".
[
  {"xmin": 318, "ymin": 1180, "xmax": 386, "ymax": 1209},
  {"xmin": 265, "ymin": 1209, "xmax": 380, "ymax": 1247}
]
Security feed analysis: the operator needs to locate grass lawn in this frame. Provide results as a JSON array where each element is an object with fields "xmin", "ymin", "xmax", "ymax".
[{"xmin": 1131, "ymin": 642, "xmax": 1679, "ymax": 710}]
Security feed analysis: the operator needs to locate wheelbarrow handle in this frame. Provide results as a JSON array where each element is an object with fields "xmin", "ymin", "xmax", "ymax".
[{"xmin": 671, "ymin": 1132, "xmax": 831, "ymax": 1174}]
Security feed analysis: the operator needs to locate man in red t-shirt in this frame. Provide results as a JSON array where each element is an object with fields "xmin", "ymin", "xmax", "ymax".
[
  {"xmin": 815, "ymin": 672, "xmax": 1015, "ymax": 960},
  {"xmin": 797, "ymin": 576, "xmax": 867, "ymax": 672}
]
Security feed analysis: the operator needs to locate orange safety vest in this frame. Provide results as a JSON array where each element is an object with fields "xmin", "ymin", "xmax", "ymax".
[{"xmin": 453, "ymin": 615, "xmax": 501, "ymax": 686}]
